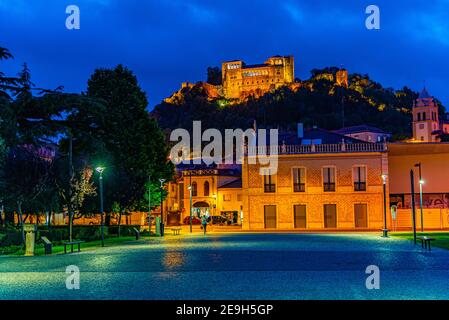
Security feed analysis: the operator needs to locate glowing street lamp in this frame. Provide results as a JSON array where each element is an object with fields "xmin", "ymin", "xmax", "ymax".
[
  {"xmin": 414, "ymin": 163, "xmax": 424, "ymax": 232},
  {"xmin": 381, "ymin": 174, "xmax": 388, "ymax": 237},
  {"xmin": 96, "ymin": 166, "xmax": 105, "ymax": 247}
]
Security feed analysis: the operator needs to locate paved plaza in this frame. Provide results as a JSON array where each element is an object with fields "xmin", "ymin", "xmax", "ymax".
[{"xmin": 1, "ymin": 233, "xmax": 449, "ymax": 300}]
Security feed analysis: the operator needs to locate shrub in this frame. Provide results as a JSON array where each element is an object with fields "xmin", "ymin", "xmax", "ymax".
[{"xmin": 108, "ymin": 225, "xmax": 140, "ymax": 237}]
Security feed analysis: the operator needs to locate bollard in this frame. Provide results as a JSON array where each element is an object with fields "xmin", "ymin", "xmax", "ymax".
[
  {"xmin": 23, "ymin": 224, "xmax": 37, "ymax": 256},
  {"xmin": 155, "ymin": 216, "xmax": 161, "ymax": 236}
]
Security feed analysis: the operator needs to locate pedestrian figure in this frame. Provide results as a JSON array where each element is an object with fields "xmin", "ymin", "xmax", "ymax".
[{"xmin": 201, "ymin": 215, "xmax": 208, "ymax": 235}]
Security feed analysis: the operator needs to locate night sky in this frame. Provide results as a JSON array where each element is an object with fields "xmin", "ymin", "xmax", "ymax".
[{"xmin": 1, "ymin": 0, "xmax": 448, "ymax": 109}]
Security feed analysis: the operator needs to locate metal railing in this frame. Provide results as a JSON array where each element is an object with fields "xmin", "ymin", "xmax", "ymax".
[{"xmin": 246, "ymin": 142, "xmax": 386, "ymax": 155}]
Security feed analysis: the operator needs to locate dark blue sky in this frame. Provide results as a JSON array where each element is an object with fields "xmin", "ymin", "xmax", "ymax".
[{"xmin": 1, "ymin": 0, "xmax": 448, "ymax": 109}]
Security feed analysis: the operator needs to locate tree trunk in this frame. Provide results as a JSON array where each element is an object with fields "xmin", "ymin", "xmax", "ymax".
[
  {"xmin": 118, "ymin": 211, "xmax": 122, "ymax": 238},
  {"xmin": 69, "ymin": 211, "xmax": 73, "ymax": 242},
  {"xmin": 17, "ymin": 201, "xmax": 25, "ymax": 246}
]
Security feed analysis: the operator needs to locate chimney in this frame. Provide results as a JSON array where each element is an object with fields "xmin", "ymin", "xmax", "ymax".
[{"xmin": 297, "ymin": 123, "xmax": 304, "ymax": 139}]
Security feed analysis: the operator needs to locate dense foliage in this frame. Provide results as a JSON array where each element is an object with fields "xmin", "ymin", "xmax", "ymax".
[{"xmin": 0, "ymin": 47, "xmax": 173, "ymax": 243}]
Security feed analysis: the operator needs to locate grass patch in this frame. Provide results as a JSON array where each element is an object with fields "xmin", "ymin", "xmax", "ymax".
[
  {"xmin": 392, "ymin": 232, "xmax": 449, "ymax": 250},
  {"xmin": 3, "ymin": 236, "xmax": 153, "ymax": 256}
]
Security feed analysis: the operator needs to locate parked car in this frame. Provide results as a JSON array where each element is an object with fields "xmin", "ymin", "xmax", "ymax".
[
  {"xmin": 183, "ymin": 216, "xmax": 201, "ymax": 225},
  {"xmin": 209, "ymin": 216, "xmax": 229, "ymax": 225}
]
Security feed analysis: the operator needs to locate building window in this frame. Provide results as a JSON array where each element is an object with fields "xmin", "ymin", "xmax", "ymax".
[
  {"xmin": 191, "ymin": 182, "xmax": 197, "ymax": 197},
  {"xmin": 423, "ymin": 112, "xmax": 426, "ymax": 120},
  {"xmin": 292, "ymin": 168, "xmax": 305, "ymax": 192},
  {"xmin": 263, "ymin": 171, "xmax": 276, "ymax": 193},
  {"xmin": 353, "ymin": 166, "xmax": 367, "ymax": 191},
  {"xmin": 323, "ymin": 167, "xmax": 336, "ymax": 192},
  {"xmin": 417, "ymin": 113, "xmax": 421, "ymax": 121},
  {"xmin": 419, "ymin": 123, "xmax": 425, "ymax": 129},
  {"xmin": 223, "ymin": 194, "xmax": 231, "ymax": 201},
  {"xmin": 204, "ymin": 181, "xmax": 210, "ymax": 196},
  {"xmin": 237, "ymin": 194, "xmax": 243, "ymax": 201}
]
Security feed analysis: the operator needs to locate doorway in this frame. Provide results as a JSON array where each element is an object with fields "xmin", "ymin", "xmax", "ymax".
[
  {"xmin": 354, "ymin": 204, "xmax": 368, "ymax": 228},
  {"xmin": 294, "ymin": 205, "xmax": 307, "ymax": 228},
  {"xmin": 264, "ymin": 205, "xmax": 277, "ymax": 228},
  {"xmin": 324, "ymin": 204, "xmax": 337, "ymax": 228}
]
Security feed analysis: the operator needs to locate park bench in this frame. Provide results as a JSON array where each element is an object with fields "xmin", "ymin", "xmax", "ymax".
[
  {"xmin": 132, "ymin": 227, "xmax": 140, "ymax": 240},
  {"xmin": 63, "ymin": 241, "xmax": 84, "ymax": 254},
  {"xmin": 171, "ymin": 227, "xmax": 182, "ymax": 235},
  {"xmin": 41, "ymin": 236, "xmax": 52, "ymax": 255},
  {"xmin": 417, "ymin": 236, "xmax": 436, "ymax": 251}
]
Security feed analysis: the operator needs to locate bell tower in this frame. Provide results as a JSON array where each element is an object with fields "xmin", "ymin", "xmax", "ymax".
[{"xmin": 412, "ymin": 87, "xmax": 440, "ymax": 142}]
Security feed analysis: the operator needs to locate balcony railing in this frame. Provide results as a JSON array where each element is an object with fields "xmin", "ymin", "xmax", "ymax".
[
  {"xmin": 264, "ymin": 184, "xmax": 276, "ymax": 193},
  {"xmin": 246, "ymin": 142, "xmax": 386, "ymax": 156},
  {"xmin": 354, "ymin": 182, "xmax": 367, "ymax": 192},
  {"xmin": 293, "ymin": 183, "xmax": 306, "ymax": 192},
  {"xmin": 323, "ymin": 183, "xmax": 336, "ymax": 192}
]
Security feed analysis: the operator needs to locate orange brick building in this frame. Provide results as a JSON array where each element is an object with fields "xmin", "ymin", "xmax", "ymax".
[{"xmin": 241, "ymin": 142, "xmax": 389, "ymax": 230}]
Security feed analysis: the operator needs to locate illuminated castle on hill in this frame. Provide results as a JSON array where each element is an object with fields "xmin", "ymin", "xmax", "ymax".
[{"xmin": 165, "ymin": 55, "xmax": 348, "ymax": 103}]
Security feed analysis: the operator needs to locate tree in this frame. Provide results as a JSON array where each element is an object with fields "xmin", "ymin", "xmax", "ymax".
[
  {"xmin": 74, "ymin": 65, "xmax": 174, "ymax": 226},
  {"xmin": 3, "ymin": 145, "xmax": 53, "ymax": 244}
]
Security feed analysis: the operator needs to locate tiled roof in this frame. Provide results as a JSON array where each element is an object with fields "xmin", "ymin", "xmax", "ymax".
[
  {"xmin": 333, "ymin": 125, "xmax": 387, "ymax": 135},
  {"xmin": 219, "ymin": 179, "xmax": 242, "ymax": 189}
]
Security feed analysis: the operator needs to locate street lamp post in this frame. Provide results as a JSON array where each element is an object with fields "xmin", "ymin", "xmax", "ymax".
[
  {"xmin": 159, "ymin": 178, "xmax": 166, "ymax": 237},
  {"xmin": 410, "ymin": 169, "xmax": 417, "ymax": 245},
  {"xmin": 188, "ymin": 185, "xmax": 193, "ymax": 233},
  {"xmin": 382, "ymin": 174, "xmax": 388, "ymax": 237},
  {"xmin": 96, "ymin": 167, "xmax": 105, "ymax": 247},
  {"xmin": 148, "ymin": 175, "xmax": 152, "ymax": 235},
  {"xmin": 414, "ymin": 163, "xmax": 424, "ymax": 232}
]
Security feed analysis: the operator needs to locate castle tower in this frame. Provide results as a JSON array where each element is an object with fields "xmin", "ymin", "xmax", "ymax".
[
  {"xmin": 335, "ymin": 68, "xmax": 348, "ymax": 88},
  {"xmin": 412, "ymin": 87, "xmax": 440, "ymax": 142}
]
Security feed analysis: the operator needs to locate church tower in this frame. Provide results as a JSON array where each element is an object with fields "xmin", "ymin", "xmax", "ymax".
[{"xmin": 412, "ymin": 87, "xmax": 440, "ymax": 142}]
